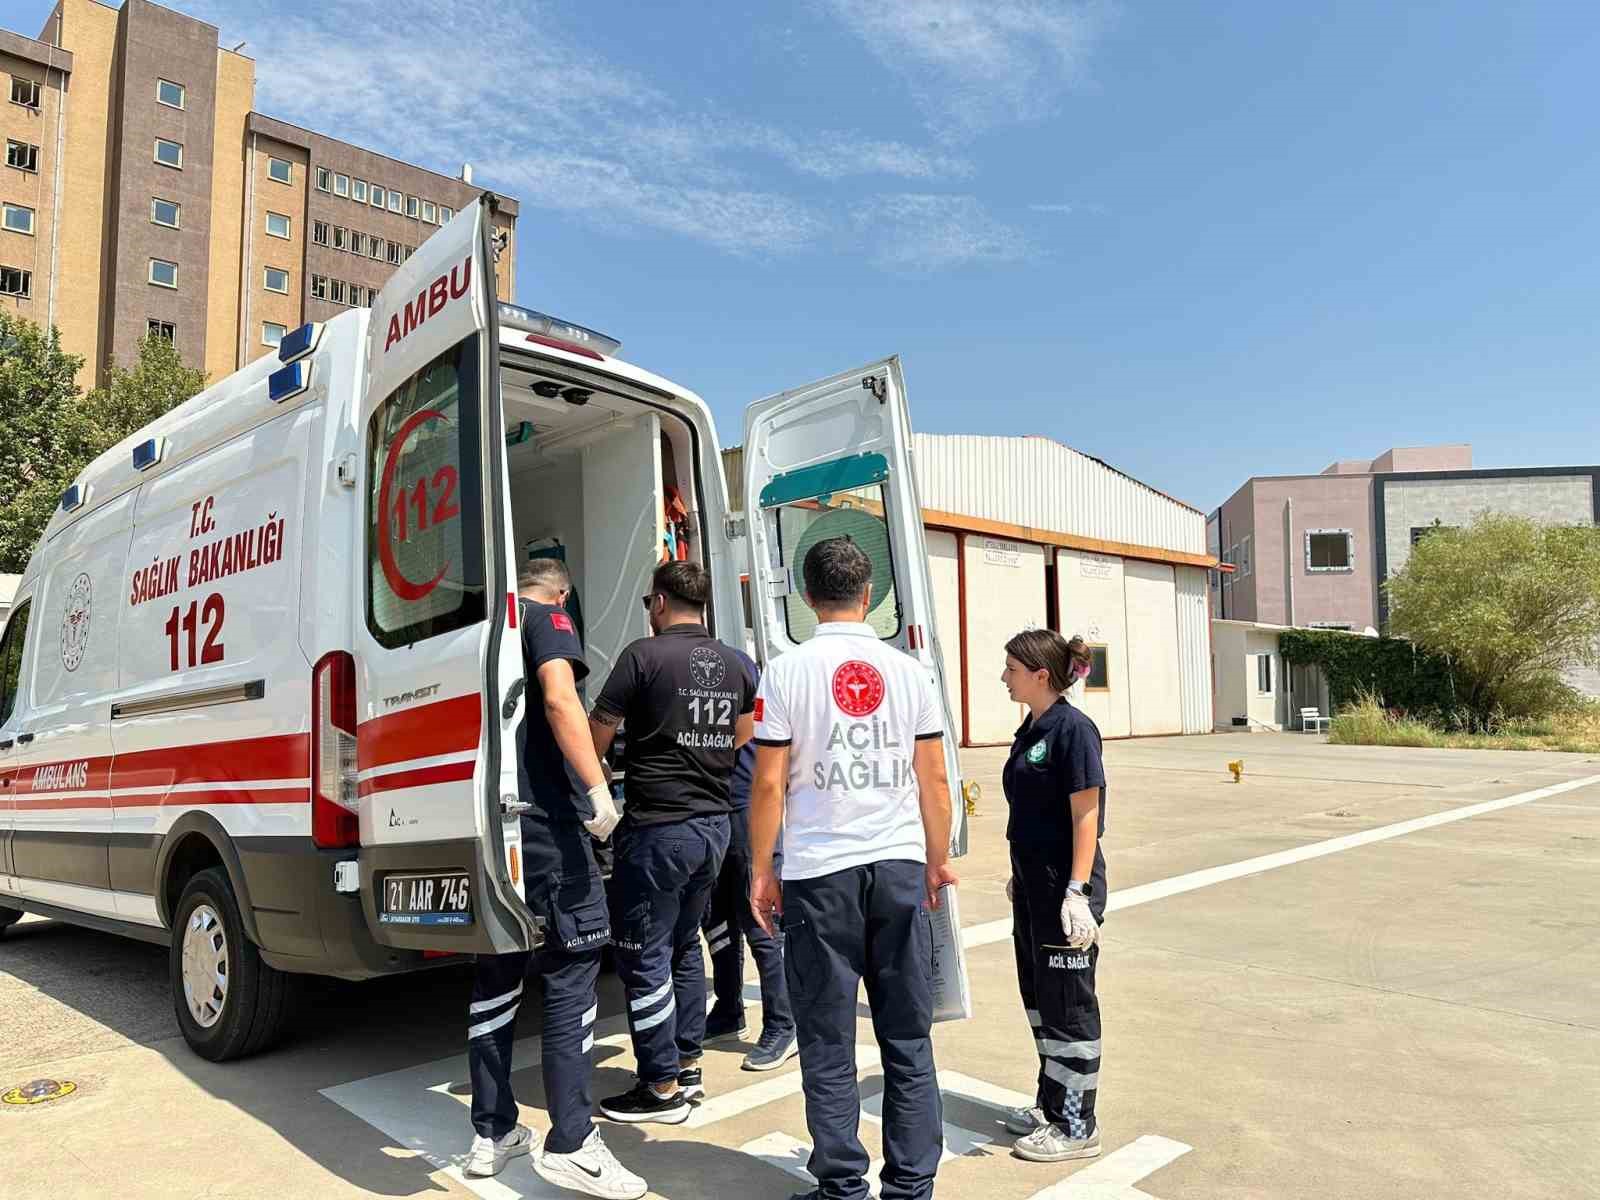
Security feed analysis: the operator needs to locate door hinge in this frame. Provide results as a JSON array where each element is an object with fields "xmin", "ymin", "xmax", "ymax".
[
  {"xmin": 724, "ymin": 515, "xmax": 746, "ymax": 541},
  {"xmin": 766, "ymin": 569, "xmax": 793, "ymax": 599},
  {"xmin": 862, "ymin": 375, "xmax": 886, "ymax": 403},
  {"xmin": 335, "ymin": 452, "xmax": 357, "ymax": 489},
  {"xmin": 500, "ymin": 794, "xmax": 533, "ymax": 817}
]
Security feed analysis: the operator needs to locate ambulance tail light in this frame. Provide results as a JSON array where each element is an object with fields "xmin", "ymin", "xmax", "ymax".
[{"xmin": 312, "ymin": 650, "xmax": 359, "ymax": 848}]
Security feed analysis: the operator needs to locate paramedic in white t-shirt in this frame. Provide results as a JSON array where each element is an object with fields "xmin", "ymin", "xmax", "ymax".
[{"xmin": 749, "ymin": 535, "xmax": 957, "ymax": 1200}]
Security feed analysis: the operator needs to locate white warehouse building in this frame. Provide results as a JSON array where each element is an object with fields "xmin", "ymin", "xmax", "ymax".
[{"xmin": 727, "ymin": 433, "xmax": 1217, "ymax": 745}]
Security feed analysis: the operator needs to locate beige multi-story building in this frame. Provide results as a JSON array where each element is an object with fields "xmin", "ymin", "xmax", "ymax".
[{"xmin": 1, "ymin": 0, "xmax": 517, "ymax": 387}]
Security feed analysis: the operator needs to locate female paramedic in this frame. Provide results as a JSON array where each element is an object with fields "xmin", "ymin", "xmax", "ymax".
[{"xmin": 999, "ymin": 630, "xmax": 1108, "ymax": 1164}]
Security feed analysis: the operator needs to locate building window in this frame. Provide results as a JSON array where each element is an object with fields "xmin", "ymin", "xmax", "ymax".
[
  {"xmin": 262, "ymin": 321, "xmax": 287, "ymax": 347},
  {"xmin": 1306, "ymin": 529, "xmax": 1354, "ymax": 573},
  {"xmin": 1084, "ymin": 644, "xmax": 1110, "ymax": 691},
  {"xmin": 422, "ymin": 200, "xmax": 436, "ymax": 224},
  {"xmin": 2, "ymin": 204, "xmax": 34, "ymax": 235},
  {"xmin": 310, "ymin": 274, "xmax": 327, "ymax": 300},
  {"xmin": 265, "ymin": 211, "xmax": 291, "ymax": 239},
  {"xmin": 1410, "ymin": 524, "xmax": 1457, "ymax": 546},
  {"xmin": 0, "ymin": 266, "xmax": 30, "ymax": 297},
  {"xmin": 316, "ymin": 166, "xmax": 331, "ymax": 191},
  {"xmin": 1256, "ymin": 653, "xmax": 1273, "ymax": 694},
  {"xmin": 1308, "ymin": 621, "xmax": 1354, "ymax": 631},
  {"xmin": 263, "ymin": 266, "xmax": 289, "ymax": 294},
  {"xmin": 10, "ymin": 78, "xmax": 41, "ymax": 109},
  {"xmin": 332, "ymin": 226, "xmax": 346, "ymax": 251},
  {"xmin": 334, "ymin": 173, "xmax": 349, "ymax": 197},
  {"xmin": 350, "ymin": 231, "xmax": 367, "ymax": 256},
  {"xmin": 147, "ymin": 319, "xmax": 175, "ymax": 342},
  {"xmin": 1239, "ymin": 535, "xmax": 1251, "ymax": 578},
  {"xmin": 352, "ymin": 179, "xmax": 366, "ymax": 203},
  {"xmin": 369, "ymin": 183, "xmax": 384, "ymax": 209},
  {"xmin": 312, "ymin": 220, "xmax": 329, "ymax": 246},
  {"xmin": 329, "ymin": 279, "xmax": 346, "ymax": 304},
  {"xmin": 267, "ymin": 156, "xmax": 292, "ymax": 184},
  {"xmin": 387, "ymin": 240, "xmax": 403, "ymax": 265},
  {"xmin": 6, "ymin": 140, "xmax": 39, "ymax": 173},
  {"xmin": 387, "ymin": 189, "xmax": 402, "ymax": 213},
  {"xmin": 349, "ymin": 284, "xmax": 364, "ymax": 306},
  {"xmin": 405, "ymin": 194, "xmax": 419, "ymax": 219},
  {"xmin": 150, "ymin": 198, "xmax": 180, "ymax": 228},
  {"xmin": 440, "ymin": 206, "xmax": 453, "ymax": 223},
  {"xmin": 154, "ymin": 138, "xmax": 183, "ymax": 169},
  {"xmin": 370, "ymin": 236, "xmax": 385, "ymax": 260},
  {"xmin": 156, "ymin": 78, "xmax": 185, "ymax": 109},
  {"xmin": 403, "ymin": 244, "xmax": 415, "ymax": 260},
  {"xmin": 148, "ymin": 258, "xmax": 178, "ymax": 288}
]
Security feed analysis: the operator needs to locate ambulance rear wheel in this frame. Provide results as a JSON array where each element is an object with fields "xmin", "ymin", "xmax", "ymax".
[{"xmin": 170, "ymin": 868, "xmax": 292, "ymax": 1061}]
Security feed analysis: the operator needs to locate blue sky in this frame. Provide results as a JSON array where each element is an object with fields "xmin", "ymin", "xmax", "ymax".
[{"xmin": 17, "ymin": 1, "xmax": 1600, "ymax": 510}]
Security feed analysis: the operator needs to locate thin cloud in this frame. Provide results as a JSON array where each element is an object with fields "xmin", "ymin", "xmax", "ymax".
[
  {"xmin": 1028, "ymin": 201, "xmax": 1106, "ymax": 215},
  {"xmin": 192, "ymin": 0, "xmax": 974, "ymax": 257},
  {"xmin": 855, "ymin": 193, "xmax": 1033, "ymax": 271},
  {"xmin": 821, "ymin": 0, "xmax": 1111, "ymax": 140}
]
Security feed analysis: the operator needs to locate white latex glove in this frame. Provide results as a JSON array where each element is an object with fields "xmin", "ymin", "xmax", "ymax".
[
  {"xmin": 583, "ymin": 784, "xmax": 621, "ymax": 842},
  {"xmin": 1060, "ymin": 891, "xmax": 1099, "ymax": 950}
]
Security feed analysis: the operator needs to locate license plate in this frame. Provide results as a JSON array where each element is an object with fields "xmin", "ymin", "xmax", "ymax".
[{"xmin": 379, "ymin": 872, "xmax": 473, "ymax": 926}]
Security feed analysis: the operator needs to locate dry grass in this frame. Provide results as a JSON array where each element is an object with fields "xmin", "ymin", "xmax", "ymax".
[{"xmin": 1329, "ymin": 694, "xmax": 1600, "ymax": 753}]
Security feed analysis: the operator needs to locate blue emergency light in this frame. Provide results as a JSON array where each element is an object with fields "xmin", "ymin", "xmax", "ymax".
[
  {"xmin": 269, "ymin": 360, "xmax": 310, "ymax": 404},
  {"xmin": 277, "ymin": 322, "xmax": 322, "ymax": 365},
  {"xmin": 131, "ymin": 437, "xmax": 165, "ymax": 471}
]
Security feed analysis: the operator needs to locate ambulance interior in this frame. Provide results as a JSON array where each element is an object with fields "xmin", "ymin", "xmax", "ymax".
[{"xmin": 499, "ymin": 349, "xmax": 705, "ymax": 699}]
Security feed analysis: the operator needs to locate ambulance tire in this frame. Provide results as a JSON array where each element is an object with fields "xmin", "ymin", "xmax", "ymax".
[
  {"xmin": 0, "ymin": 906, "xmax": 21, "ymax": 935},
  {"xmin": 170, "ymin": 868, "xmax": 293, "ymax": 1061}
]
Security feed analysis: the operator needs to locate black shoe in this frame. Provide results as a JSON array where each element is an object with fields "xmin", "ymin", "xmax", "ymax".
[
  {"xmin": 599, "ymin": 1080, "xmax": 690, "ymax": 1125},
  {"xmin": 703, "ymin": 1007, "xmax": 748, "ymax": 1043},
  {"xmin": 678, "ymin": 1066, "xmax": 705, "ymax": 1102}
]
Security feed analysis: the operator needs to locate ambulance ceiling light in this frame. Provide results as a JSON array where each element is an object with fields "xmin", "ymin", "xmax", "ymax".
[
  {"xmin": 269, "ymin": 360, "xmax": 311, "ymax": 404},
  {"xmin": 60, "ymin": 482, "xmax": 89, "ymax": 513},
  {"xmin": 497, "ymin": 303, "xmax": 620, "ymax": 360},
  {"xmin": 131, "ymin": 437, "xmax": 166, "ymax": 471},
  {"xmin": 277, "ymin": 322, "xmax": 322, "ymax": 365}
]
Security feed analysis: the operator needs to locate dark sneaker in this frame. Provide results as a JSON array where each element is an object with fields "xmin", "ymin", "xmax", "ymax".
[
  {"xmin": 677, "ymin": 1066, "xmax": 705, "ymax": 1102},
  {"xmin": 599, "ymin": 1080, "xmax": 691, "ymax": 1125},
  {"xmin": 742, "ymin": 1028, "xmax": 799, "ymax": 1072},
  {"xmin": 703, "ymin": 1007, "xmax": 748, "ymax": 1044}
]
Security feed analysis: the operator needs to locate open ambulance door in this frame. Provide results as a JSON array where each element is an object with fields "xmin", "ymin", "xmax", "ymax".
[
  {"xmin": 352, "ymin": 195, "xmax": 535, "ymax": 953},
  {"xmin": 742, "ymin": 358, "xmax": 967, "ymax": 857}
]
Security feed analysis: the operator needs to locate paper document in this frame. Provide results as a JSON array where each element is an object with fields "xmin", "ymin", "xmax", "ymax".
[{"xmin": 929, "ymin": 883, "xmax": 972, "ymax": 1023}]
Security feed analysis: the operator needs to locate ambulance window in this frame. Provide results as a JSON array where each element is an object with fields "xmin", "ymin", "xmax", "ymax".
[
  {"xmin": 365, "ymin": 335, "xmax": 487, "ymax": 648},
  {"xmin": 772, "ymin": 484, "xmax": 901, "ymax": 644},
  {"xmin": 0, "ymin": 599, "xmax": 31, "ymax": 725}
]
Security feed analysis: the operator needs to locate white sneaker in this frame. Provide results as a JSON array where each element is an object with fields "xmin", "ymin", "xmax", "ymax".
[
  {"xmin": 464, "ymin": 1124, "xmax": 535, "ymax": 1177},
  {"xmin": 1013, "ymin": 1123, "xmax": 1101, "ymax": 1163},
  {"xmin": 535, "ymin": 1129, "xmax": 648, "ymax": 1199},
  {"xmin": 1005, "ymin": 1104, "xmax": 1046, "ymax": 1136}
]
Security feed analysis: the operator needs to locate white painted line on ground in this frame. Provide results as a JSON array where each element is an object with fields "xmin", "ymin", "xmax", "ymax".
[
  {"xmin": 740, "ymin": 1131, "xmax": 886, "ymax": 1197},
  {"xmin": 683, "ymin": 1043, "xmax": 877, "ymax": 1129},
  {"xmin": 962, "ymin": 772, "xmax": 1600, "ymax": 950},
  {"xmin": 1023, "ymin": 1134, "xmax": 1192, "ymax": 1199}
]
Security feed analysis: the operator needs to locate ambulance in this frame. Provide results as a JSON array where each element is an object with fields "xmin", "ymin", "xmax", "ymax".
[{"xmin": 0, "ymin": 197, "xmax": 963, "ymax": 1060}]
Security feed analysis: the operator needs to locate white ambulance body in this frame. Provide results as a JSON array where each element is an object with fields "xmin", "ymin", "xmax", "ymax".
[{"xmin": 0, "ymin": 198, "xmax": 963, "ymax": 1060}]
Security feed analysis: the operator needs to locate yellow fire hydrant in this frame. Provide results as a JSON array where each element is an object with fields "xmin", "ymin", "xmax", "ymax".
[{"xmin": 1227, "ymin": 759, "xmax": 1244, "ymax": 783}]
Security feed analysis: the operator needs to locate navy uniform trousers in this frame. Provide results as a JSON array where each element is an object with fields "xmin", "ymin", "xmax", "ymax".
[
  {"xmin": 469, "ymin": 820, "xmax": 610, "ymax": 1155},
  {"xmin": 702, "ymin": 807, "xmax": 794, "ymax": 1037},
  {"xmin": 782, "ymin": 859, "xmax": 942, "ymax": 1200},
  {"xmin": 1010, "ymin": 851, "xmax": 1102, "ymax": 1138},
  {"xmin": 612, "ymin": 813, "xmax": 731, "ymax": 1084}
]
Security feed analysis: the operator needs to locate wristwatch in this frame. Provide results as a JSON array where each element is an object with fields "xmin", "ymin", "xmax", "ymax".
[{"xmin": 1066, "ymin": 879, "xmax": 1093, "ymax": 898}]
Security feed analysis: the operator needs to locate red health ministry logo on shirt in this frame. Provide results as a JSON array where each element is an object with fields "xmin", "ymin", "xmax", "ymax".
[
  {"xmin": 550, "ymin": 611, "xmax": 574, "ymax": 633},
  {"xmin": 832, "ymin": 660, "xmax": 885, "ymax": 717},
  {"xmin": 754, "ymin": 698, "xmax": 765, "ymax": 721}
]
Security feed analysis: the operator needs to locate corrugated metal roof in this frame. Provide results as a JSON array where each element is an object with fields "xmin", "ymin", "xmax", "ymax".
[{"xmin": 912, "ymin": 434, "xmax": 1207, "ymax": 555}]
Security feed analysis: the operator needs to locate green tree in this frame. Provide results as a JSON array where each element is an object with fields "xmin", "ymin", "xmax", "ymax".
[
  {"xmin": 1386, "ymin": 513, "xmax": 1600, "ymax": 721},
  {"xmin": 0, "ymin": 318, "xmax": 206, "ymax": 572}
]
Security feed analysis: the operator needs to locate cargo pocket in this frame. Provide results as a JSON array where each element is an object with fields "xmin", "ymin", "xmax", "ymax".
[
  {"xmin": 779, "ymin": 914, "xmax": 822, "ymax": 1003},
  {"xmin": 549, "ymin": 874, "xmax": 611, "ymax": 953}
]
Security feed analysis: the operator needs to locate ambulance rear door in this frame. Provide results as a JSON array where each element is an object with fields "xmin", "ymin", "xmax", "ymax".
[
  {"xmin": 741, "ymin": 358, "xmax": 967, "ymax": 856},
  {"xmin": 353, "ymin": 195, "xmax": 533, "ymax": 952}
]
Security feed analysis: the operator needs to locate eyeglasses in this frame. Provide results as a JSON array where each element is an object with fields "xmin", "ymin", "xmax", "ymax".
[{"xmin": 640, "ymin": 593, "xmax": 659, "ymax": 610}]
